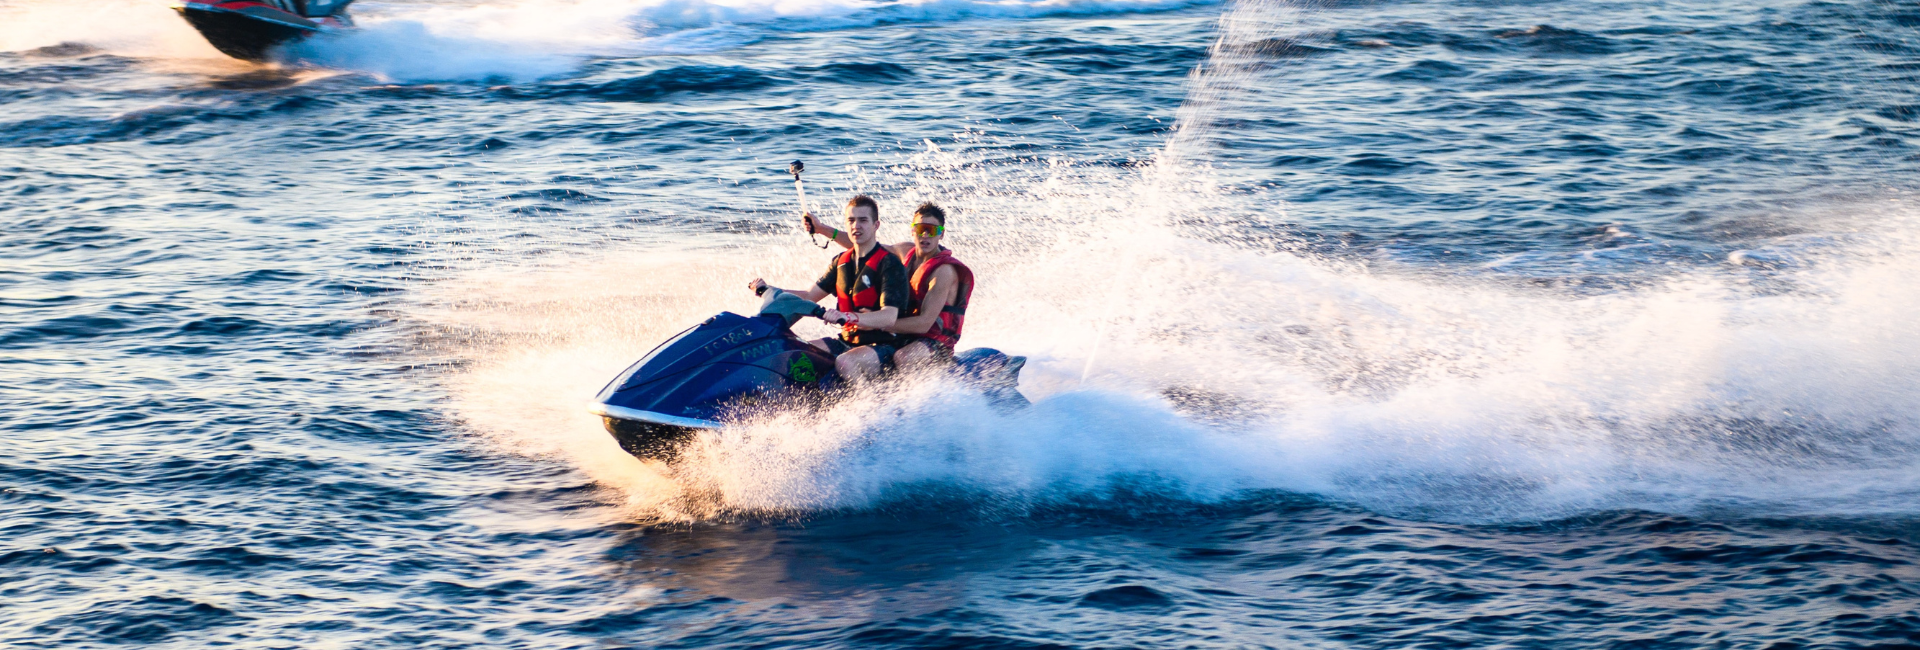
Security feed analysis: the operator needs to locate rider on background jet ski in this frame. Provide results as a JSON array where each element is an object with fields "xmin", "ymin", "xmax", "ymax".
[
  {"xmin": 806, "ymin": 202, "xmax": 973, "ymax": 369},
  {"xmin": 748, "ymin": 195, "xmax": 911, "ymax": 382}
]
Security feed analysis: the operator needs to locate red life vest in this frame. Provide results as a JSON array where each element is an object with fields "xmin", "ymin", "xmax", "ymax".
[
  {"xmin": 906, "ymin": 248, "xmax": 973, "ymax": 349},
  {"xmin": 834, "ymin": 245, "xmax": 897, "ymax": 339}
]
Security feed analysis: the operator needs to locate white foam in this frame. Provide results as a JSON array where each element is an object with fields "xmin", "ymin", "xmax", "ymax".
[
  {"xmin": 279, "ymin": 21, "xmax": 586, "ymax": 82},
  {"xmin": 309, "ymin": 0, "xmax": 1213, "ymax": 80},
  {"xmin": 413, "ymin": 137, "xmax": 1920, "ymax": 523},
  {"xmin": 410, "ymin": 0, "xmax": 1920, "ymax": 523}
]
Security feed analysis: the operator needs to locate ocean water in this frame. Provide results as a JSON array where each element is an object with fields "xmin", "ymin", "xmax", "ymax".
[{"xmin": 5, "ymin": 0, "xmax": 1920, "ymax": 646}]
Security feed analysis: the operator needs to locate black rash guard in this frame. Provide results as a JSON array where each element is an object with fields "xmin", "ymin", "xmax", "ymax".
[{"xmin": 814, "ymin": 244, "xmax": 910, "ymax": 347}]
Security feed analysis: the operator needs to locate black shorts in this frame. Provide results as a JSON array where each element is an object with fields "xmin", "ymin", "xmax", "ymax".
[{"xmin": 821, "ymin": 338, "xmax": 897, "ymax": 368}]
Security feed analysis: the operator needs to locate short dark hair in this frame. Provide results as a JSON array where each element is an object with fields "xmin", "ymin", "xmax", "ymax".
[
  {"xmin": 912, "ymin": 202, "xmax": 946, "ymax": 226},
  {"xmin": 846, "ymin": 195, "xmax": 879, "ymax": 218}
]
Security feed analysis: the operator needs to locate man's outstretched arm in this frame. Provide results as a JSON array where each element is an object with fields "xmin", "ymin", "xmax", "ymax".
[
  {"xmin": 750, "ymin": 278, "xmax": 830, "ymax": 303},
  {"xmin": 807, "ymin": 213, "xmax": 856, "ymax": 249},
  {"xmin": 829, "ymin": 306, "xmax": 898, "ymax": 329},
  {"xmin": 889, "ymin": 265, "xmax": 956, "ymax": 335}
]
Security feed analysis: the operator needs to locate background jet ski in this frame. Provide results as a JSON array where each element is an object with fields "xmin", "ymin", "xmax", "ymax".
[
  {"xmin": 173, "ymin": 0, "xmax": 355, "ymax": 62},
  {"xmin": 590, "ymin": 290, "xmax": 1028, "ymax": 464}
]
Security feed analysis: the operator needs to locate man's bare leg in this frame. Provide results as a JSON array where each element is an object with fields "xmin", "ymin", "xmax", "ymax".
[
  {"xmin": 835, "ymin": 346, "xmax": 883, "ymax": 382},
  {"xmin": 894, "ymin": 340, "xmax": 941, "ymax": 370}
]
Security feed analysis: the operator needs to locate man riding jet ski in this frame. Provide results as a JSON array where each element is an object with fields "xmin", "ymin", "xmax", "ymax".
[
  {"xmin": 173, "ymin": 0, "xmax": 354, "ymax": 61},
  {"xmin": 749, "ymin": 195, "xmax": 914, "ymax": 382},
  {"xmin": 805, "ymin": 202, "xmax": 972, "ymax": 370},
  {"xmin": 589, "ymin": 195, "xmax": 1023, "ymax": 464}
]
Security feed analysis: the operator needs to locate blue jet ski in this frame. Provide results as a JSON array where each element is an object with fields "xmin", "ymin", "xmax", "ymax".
[
  {"xmin": 173, "ymin": 0, "xmax": 356, "ymax": 62},
  {"xmin": 589, "ymin": 290, "xmax": 1028, "ymax": 463}
]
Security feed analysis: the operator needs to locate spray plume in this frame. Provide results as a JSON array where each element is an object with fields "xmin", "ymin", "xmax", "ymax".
[{"xmin": 415, "ymin": 0, "xmax": 1920, "ymax": 524}]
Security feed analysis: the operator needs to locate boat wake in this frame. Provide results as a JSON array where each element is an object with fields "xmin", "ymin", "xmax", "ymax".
[
  {"xmin": 410, "ymin": 134, "xmax": 1920, "ymax": 524},
  {"xmin": 396, "ymin": 0, "xmax": 1920, "ymax": 523},
  {"xmin": 3, "ymin": 0, "xmax": 1217, "ymax": 81}
]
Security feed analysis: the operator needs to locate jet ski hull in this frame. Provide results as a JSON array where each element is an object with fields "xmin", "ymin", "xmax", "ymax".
[
  {"xmin": 173, "ymin": 2, "xmax": 339, "ymax": 62},
  {"xmin": 592, "ymin": 311, "xmax": 837, "ymax": 464},
  {"xmin": 591, "ymin": 404, "xmax": 719, "ymax": 464}
]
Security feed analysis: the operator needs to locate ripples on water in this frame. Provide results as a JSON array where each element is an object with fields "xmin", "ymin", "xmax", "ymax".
[{"xmin": 4, "ymin": 0, "xmax": 1920, "ymax": 646}]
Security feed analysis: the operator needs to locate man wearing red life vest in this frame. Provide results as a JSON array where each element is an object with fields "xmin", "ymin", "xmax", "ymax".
[
  {"xmin": 809, "ymin": 202, "xmax": 972, "ymax": 369},
  {"xmin": 748, "ymin": 195, "xmax": 912, "ymax": 381}
]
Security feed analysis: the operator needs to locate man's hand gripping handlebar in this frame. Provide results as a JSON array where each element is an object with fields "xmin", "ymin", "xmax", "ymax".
[{"xmin": 821, "ymin": 309, "xmax": 858, "ymax": 327}]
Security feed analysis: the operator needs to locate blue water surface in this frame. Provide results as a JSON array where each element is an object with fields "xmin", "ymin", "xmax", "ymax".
[{"xmin": 4, "ymin": 0, "xmax": 1920, "ymax": 647}]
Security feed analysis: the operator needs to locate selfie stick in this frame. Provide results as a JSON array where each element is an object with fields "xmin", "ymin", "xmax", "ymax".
[
  {"xmin": 790, "ymin": 160, "xmax": 807, "ymax": 211},
  {"xmin": 791, "ymin": 160, "xmax": 829, "ymax": 249}
]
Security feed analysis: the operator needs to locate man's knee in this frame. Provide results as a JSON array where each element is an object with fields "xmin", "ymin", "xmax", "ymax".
[
  {"xmin": 896, "ymin": 343, "xmax": 934, "ymax": 368},
  {"xmin": 896, "ymin": 340, "xmax": 952, "ymax": 370},
  {"xmin": 835, "ymin": 347, "xmax": 880, "ymax": 378}
]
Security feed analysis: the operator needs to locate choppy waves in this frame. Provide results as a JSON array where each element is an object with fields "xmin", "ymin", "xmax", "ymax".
[{"xmin": 6, "ymin": 0, "xmax": 1920, "ymax": 647}]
